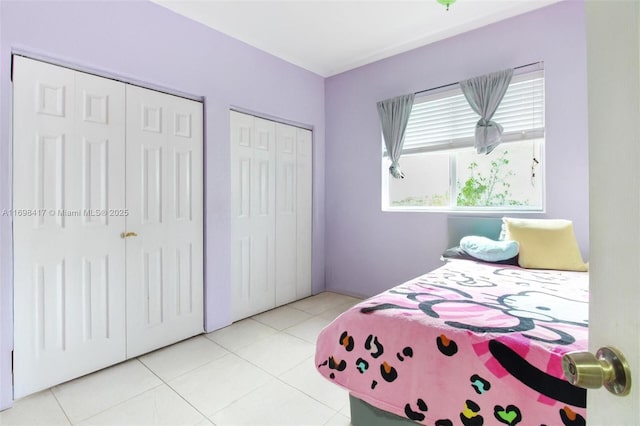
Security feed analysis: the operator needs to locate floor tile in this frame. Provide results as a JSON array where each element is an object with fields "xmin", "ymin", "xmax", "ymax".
[
  {"xmin": 139, "ymin": 335, "xmax": 228, "ymax": 381},
  {"xmin": 210, "ymin": 379, "xmax": 334, "ymax": 426},
  {"xmin": 205, "ymin": 318, "xmax": 278, "ymax": 352},
  {"xmin": 0, "ymin": 390, "xmax": 70, "ymax": 425},
  {"xmin": 168, "ymin": 353, "xmax": 271, "ymax": 417},
  {"xmin": 3, "ymin": 292, "xmax": 361, "ymax": 426},
  {"xmin": 76, "ymin": 384, "xmax": 204, "ymax": 425},
  {"xmin": 283, "ymin": 316, "xmax": 332, "ymax": 344},
  {"xmin": 251, "ymin": 306, "xmax": 313, "ymax": 331},
  {"xmin": 289, "ymin": 292, "xmax": 362, "ymax": 316},
  {"xmin": 279, "ymin": 356, "xmax": 349, "ymax": 411},
  {"xmin": 235, "ymin": 332, "xmax": 315, "ymax": 376},
  {"xmin": 317, "ymin": 301, "xmax": 362, "ymax": 322},
  {"xmin": 339, "ymin": 402, "xmax": 351, "ymax": 417},
  {"xmin": 324, "ymin": 412, "xmax": 351, "ymax": 426},
  {"xmin": 51, "ymin": 359, "xmax": 162, "ymax": 424}
]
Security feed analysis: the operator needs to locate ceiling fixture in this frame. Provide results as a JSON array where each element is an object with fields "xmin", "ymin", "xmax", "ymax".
[{"xmin": 437, "ymin": 0, "xmax": 456, "ymax": 11}]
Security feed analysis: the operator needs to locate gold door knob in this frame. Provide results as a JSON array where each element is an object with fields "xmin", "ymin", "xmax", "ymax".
[
  {"xmin": 562, "ymin": 346, "xmax": 631, "ymax": 396},
  {"xmin": 120, "ymin": 231, "xmax": 138, "ymax": 239}
]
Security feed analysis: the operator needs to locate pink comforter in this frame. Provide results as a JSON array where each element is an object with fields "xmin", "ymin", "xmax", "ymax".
[{"xmin": 315, "ymin": 260, "xmax": 588, "ymax": 426}]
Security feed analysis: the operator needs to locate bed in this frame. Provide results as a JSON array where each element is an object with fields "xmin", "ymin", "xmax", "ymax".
[{"xmin": 315, "ymin": 217, "xmax": 588, "ymax": 426}]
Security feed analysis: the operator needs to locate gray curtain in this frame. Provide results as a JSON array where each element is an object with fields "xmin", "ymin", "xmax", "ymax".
[
  {"xmin": 377, "ymin": 93, "xmax": 415, "ymax": 178},
  {"xmin": 460, "ymin": 69, "xmax": 513, "ymax": 155}
]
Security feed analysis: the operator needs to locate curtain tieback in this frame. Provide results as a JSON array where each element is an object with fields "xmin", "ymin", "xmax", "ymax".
[
  {"xmin": 475, "ymin": 120, "xmax": 504, "ymax": 155},
  {"xmin": 389, "ymin": 162, "xmax": 405, "ymax": 179},
  {"xmin": 477, "ymin": 118, "xmax": 503, "ymax": 131}
]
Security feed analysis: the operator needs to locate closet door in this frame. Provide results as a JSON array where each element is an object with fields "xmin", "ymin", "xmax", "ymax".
[
  {"xmin": 12, "ymin": 56, "xmax": 127, "ymax": 397},
  {"xmin": 275, "ymin": 123, "xmax": 298, "ymax": 305},
  {"xmin": 231, "ymin": 111, "xmax": 312, "ymax": 320},
  {"xmin": 275, "ymin": 125, "xmax": 312, "ymax": 305},
  {"xmin": 125, "ymin": 85, "xmax": 204, "ymax": 357},
  {"xmin": 230, "ymin": 111, "xmax": 276, "ymax": 321},
  {"xmin": 295, "ymin": 128, "xmax": 313, "ymax": 300}
]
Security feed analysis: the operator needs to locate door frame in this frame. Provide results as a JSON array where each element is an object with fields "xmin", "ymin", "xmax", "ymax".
[{"xmin": 1, "ymin": 51, "xmax": 207, "ymax": 409}]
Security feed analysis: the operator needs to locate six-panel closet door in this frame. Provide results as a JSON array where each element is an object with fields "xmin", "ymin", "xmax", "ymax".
[
  {"xmin": 294, "ymin": 128, "xmax": 312, "ymax": 302},
  {"xmin": 12, "ymin": 56, "xmax": 204, "ymax": 397},
  {"xmin": 12, "ymin": 57, "xmax": 128, "ymax": 397},
  {"xmin": 275, "ymin": 123, "xmax": 312, "ymax": 306},
  {"xmin": 230, "ymin": 112, "xmax": 277, "ymax": 320},
  {"xmin": 230, "ymin": 111, "xmax": 312, "ymax": 321},
  {"xmin": 125, "ymin": 85, "xmax": 204, "ymax": 358}
]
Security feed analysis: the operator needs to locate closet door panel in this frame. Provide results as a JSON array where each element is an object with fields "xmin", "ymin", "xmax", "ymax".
[
  {"xmin": 13, "ymin": 57, "xmax": 127, "ymax": 398},
  {"xmin": 251, "ymin": 118, "xmax": 276, "ymax": 313},
  {"xmin": 168, "ymin": 97, "xmax": 204, "ymax": 331},
  {"xmin": 251, "ymin": 118, "xmax": 277, "ymax": 314},
  {"xmin": 230, "ymin": 112, "xmax": 276, "ymax": 320},
  {"xmin": 275, "ymin": 123, "xmax": 297, "ymax": 306},
  {"xmin": 230, "ymin": 111, "xmax": 255, "ymax": 320},
  {"xmin": 71, "ymin": 71, "xmax": 128, "ymax": 359},
  {"xmin": 125, "ymin": 85, "xmax": 203, "ymax": 358},
  {"xmin": 296, "ymin": 129, "xmax": 313, "ymax": 299}
]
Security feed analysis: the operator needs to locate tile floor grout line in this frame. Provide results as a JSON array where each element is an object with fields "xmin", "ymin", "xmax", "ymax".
[
  {"xmin": 271, "ymin": 375, "xmax": 343, "ymax": 422},
  {"xmin": 287, "ymin": 300, "xmax": 353, "ymax": 317},
  {"xmin": 279, "ymin": 316, "xmax": 325, "ymax": 333},
  {"xmin": 274, "ymin": 366, "xmax": 345, "ymax": 415},
  {"xmin": 203, "ymin": 322, "xmax": 280, "ymax": 353},
  {"xmin": 241, "ymin": 317, "xmax": 281, "ymax": 332},
  {"xmin": 49, "ymin": 388, "xmax": 75, "ymax": 426},
  {"xmin": 228, "ymin": 340, "xmax": 285, "ymax": 378},
  {"xmin": 251, "ymin": 314, "xmax": 312, "ymax": 331},
  {"xmin": 137, "ymin": 338, "xmax": 231, "ymax": 383},
  {"xmin": 273, "ymin": 346, "xmax": 317, "ymax": 377},
  {"xmin": 230, "ymin": 330, "xmax": 317, "ymax": 380},
  {"xmin": 190, "ymin": 356, "xmax": 282, "ymax": 422},
  {"xmin": 250, "ymin": 295, "xmax": 360, "ymax": 328},
  {"xmin": 272, "ymin": 314, "xmax": 352, "ymax": 414},
  {"xmin": 136, "ymin": 355, "xmax": 215, "ymax": 425},
  {"xmin": 68, "ymin": 382, "xmax": 167, "ymax": 425},
  {"xmin": 49, "ymin": 358, "xmax": 166, "ymax": 425},
  {"xmin": 285, "ymin": 304, "xmax": 316, "ymax": 315},
  {"xmin": 148, "ymin": 339, "xmax": 301, "ymax": 424},
  {"xmin": 281, "ymin": 329, "xmax": 318, "ymax": 345}
]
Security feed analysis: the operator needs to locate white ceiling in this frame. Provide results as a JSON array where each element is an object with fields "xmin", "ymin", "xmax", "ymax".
[{"xmin": 151, "ymin": 0, "xmax": 564, "ymax": 77}]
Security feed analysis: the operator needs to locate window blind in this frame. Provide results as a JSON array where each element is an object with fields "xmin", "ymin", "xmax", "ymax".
[{"xmin": 401, "ymin": 70, "xmax": 544, "ymax": 155}]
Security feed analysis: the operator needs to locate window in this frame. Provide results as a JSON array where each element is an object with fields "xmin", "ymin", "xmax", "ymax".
[{"xmin": 382, "ymin": 69, "xmax": 544, "ymax": 211}]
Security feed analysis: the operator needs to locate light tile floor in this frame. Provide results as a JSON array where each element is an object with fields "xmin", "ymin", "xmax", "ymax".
[{"xmin": 0, "ymin": 292, "xmax": 362, "ymax": 426}]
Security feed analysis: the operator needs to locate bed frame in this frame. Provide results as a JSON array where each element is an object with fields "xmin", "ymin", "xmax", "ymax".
[{"xmin": 350, "ymin": 394, "xmax": 416, "ymax": 426}]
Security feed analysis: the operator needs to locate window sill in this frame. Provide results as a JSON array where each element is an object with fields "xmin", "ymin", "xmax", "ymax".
[{"xmin": 382, "ymin": 206, "xmax": 545, "ymax": 214}]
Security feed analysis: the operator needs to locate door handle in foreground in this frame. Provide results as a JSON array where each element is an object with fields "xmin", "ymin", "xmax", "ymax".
[
  {"xmin": 562, "ymin": 346, "xmax": 631, "ymax": 396},
  {"xmin": 120, "ymin": 231, "xmax": 138, "ymax": 239}
]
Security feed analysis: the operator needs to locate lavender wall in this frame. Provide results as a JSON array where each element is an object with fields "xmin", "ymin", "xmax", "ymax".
[
  {"xmin": 0, "ymin": 0, "xmax": 325, "ymax": 409},
  {"xmin": 324, "ymin": 1, "xmax": 589, "ymax": 298}
]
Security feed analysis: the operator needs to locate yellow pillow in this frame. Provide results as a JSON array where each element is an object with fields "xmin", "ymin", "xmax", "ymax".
[{"xmin": 503, "ymin": 218, "xmax": 588, "ymax": 271}]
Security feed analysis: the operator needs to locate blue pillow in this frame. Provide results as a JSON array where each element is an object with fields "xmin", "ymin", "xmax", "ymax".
[{"xmin": 460, "ymin": 236, "xmax": 519, "ymax": 262}]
